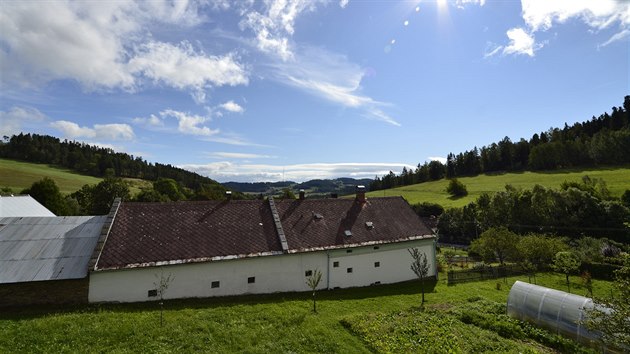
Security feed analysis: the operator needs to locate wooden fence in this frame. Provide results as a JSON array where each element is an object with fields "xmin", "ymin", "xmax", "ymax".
[{"xmin": 447, "ymin": 264, "xmax": 528, "ymax": 285}]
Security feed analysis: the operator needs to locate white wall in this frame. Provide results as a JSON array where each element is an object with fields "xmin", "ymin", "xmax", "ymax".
[
  {"xmin": 89, "ymin": 238, "xmax": 435, "ymax": 303},
  {"xmin": 328, "ymin": 238, "xmax": 435, "ymax": 289}
]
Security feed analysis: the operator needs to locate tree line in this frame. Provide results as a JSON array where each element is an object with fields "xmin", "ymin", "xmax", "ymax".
[
  {"xmin": 435, "ymin": 176, "xmax": 630, "ymax": 244},
  {"xmin": 0, "ymin": 133, "xmax": 223, "ymax": 191},
  {"xmin": 371, "ymin": 96, "xmax": 630, "ymax": 191}
]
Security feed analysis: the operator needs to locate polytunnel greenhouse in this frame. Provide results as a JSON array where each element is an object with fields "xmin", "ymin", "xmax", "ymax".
[{"xmin": 507, "ymin": 281, "xmax": 612, "ymax": 351}]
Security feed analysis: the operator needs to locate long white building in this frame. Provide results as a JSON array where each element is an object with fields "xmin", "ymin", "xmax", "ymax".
[{"xmin": 88, "ymin": 189, "xmax": 436, "ymax": 303}]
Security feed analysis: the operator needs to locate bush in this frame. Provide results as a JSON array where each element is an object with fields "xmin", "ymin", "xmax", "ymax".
[
  {"xmin": 580, "ymin": 262, "xmax": 621, "ymax": 280},
  {"xmin": 446, "ymin": 178, "xmax": 468, "ymax": 197},
  {"xmin": 411, "ymin": 202, "xmax": 445, "ymax": 217}
]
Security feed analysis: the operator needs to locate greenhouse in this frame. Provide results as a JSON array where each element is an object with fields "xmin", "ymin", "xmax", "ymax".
[{"xmin": 507, "ymin": 281, "xmax": 610, "ymax": 350}]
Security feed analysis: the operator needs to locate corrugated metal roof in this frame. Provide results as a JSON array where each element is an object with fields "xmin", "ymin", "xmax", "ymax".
[
  {"xmin": 0, "ymin": 195, "xmax": 56, "ymax": 217},
  {"xmin": 0, "ymin": 215, "xmax": 106, "ymax": 283}
]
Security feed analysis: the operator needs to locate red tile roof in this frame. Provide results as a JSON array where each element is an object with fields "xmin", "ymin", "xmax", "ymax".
[
  {"xmin": 95, "ymin": 200, "xmax": 282, "ymax": 270},
  {"xmin": 94, "ymin": 196, "xmax": 433, "ymax": 270},
  {"xmin": 275, "ymin": 197, "xmax": 432, "ymax": 252}
]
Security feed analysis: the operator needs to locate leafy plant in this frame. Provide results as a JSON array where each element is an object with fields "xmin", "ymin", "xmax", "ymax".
[
  {"xmin": 305, "ymin": 269, "xmax": 322, "ymax": 313},
  {"xmin": 408, "ymin": 248, "xmax": 430, "ymax": 305}
]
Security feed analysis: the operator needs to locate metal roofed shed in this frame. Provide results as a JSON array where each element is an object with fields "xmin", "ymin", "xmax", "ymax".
[
  {"xmin": 0, "ymin": 216, "xmax": 107, "ymax": 283},
  {"xmin": 507, "ymin": 281, "xmax": 610, "ymax": 351},
  {"xmin": 0, "ymin": 195, "xmax": 56, "ymax": 217}
]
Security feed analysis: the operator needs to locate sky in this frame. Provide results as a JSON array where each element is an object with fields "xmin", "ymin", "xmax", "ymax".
[{"xmin": 0, "ymin": 0, "xmax": 628, "ymax": 183}]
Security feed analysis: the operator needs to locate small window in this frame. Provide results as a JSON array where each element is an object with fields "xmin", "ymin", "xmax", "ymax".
[
  {"xmin": 346, "ymin": 249, "xmax": 352, "ymax": 253},
  {"xmin": 333, "ymin": 261, "xmax": 339, "ymax": 268},
  {"xmin": 248, "ymin": 277, "xmax": 255, "ymax": 284},
  {"xmin": 305, "ymin": 270, "xmax": 313, "ymax": 277},
  {"xmin": 211, "ymin": 281, "xmax": 220, "ymax": 288},
  {"xmin": 373, "ymin": 281, "xmax": 381, "ymax": 285},
  {"xmin": 373, "ymin": 246, "xmax": 380, "ymax": 250},
  {"xmin": 148, "ymin": 289, "xmax": 158, "ymax": 297},
  {"xmin": 347, "ymin": 267, "xmax": 353, "ymax": 273},
  {"xmin": 374, "ymin": 261, "xmax": 380, "ymax": 268}
]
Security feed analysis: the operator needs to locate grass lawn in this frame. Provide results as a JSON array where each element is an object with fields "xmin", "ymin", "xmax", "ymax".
[
  {"xmin": 0, "ymin": 272, "xmax": 612, "ymax": 353},
  {"xmin": 0, "ymin": 158, "xmax": 151, "ymax": 196},
  {"xmin": 367, "ymin": 166, "xmax": 630, "ymax": 208}
]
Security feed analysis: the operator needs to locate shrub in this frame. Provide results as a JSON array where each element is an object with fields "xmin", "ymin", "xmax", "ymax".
[{"xmin": 446, "ymin": 178, "xmax": 468, "ymax": 197}]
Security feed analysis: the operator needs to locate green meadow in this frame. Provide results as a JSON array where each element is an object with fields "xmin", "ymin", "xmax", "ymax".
[
  {"xmin": 0, "ymin": 272, "xmax": 612, "ymax": 353},
  {"xmin": 0, "ymin": 159, "xmax": 150, "ymax": 195},
  {"xmin": 368, "ymin": 167, "xmax": 630, "ymax": 208}
]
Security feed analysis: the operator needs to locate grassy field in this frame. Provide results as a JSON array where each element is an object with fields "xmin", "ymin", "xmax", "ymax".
[
  {"xmin": 368, "ymin": 166, "xmax": 630, "ymax": 208},
  {"xmin": 0, "ymin": 159, "xmax": 151, "ymax": 195},
  {"xmin": 0, "ymin": 272, "xmax": 612, "ymax": 353}
]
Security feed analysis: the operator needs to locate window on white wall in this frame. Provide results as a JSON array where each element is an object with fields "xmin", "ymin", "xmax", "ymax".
[
  {"xmin": 148, "ymin": 289, "xmax": 157, "ymax": 297},
  {"xmin": 333, "ymin": 261, "xmax": 339, "ymax": 268},
  {"xmin": 374, "ymin": 261, "xmax": 380, "ymax": 268},
  {"xmin": 347, "ymin": 267, "xmax": 353, "ymax": 273},
  {"xmin": 211, "ymin": 281, "xmax": 220, "ymax": 288},
  {"xmin": 305, "ymin": 270, "xmax": 312, "ymax": 277},
  {"xmin": 346, "ymin": 249, "xmax": 352, "ymax": 253},
  {"xmin": 248, "ymin": 277, "xmax": 255, "ymax": 284}
]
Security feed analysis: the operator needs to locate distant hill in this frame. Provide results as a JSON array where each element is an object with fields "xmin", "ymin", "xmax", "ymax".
[{"xmin": 224, "ymin": 178, "xmax": 373, "ymax": 197}]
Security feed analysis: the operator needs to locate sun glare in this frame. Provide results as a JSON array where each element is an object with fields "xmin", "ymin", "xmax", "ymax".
[{"xmin": 437, "ymin": 0, "xmax": 447, "ymax": 10}]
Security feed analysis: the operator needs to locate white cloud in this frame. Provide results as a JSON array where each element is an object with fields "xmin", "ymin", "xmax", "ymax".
[
  {"xmin": 520, "ymin": 0, "xmax": 629, "ymax": 32},
  {"xmin": 272, "ymin": 46, "xmax": 399, "ymax": 126},
  {"xmin": 132, "ymin": 114, "xmax": 164, "ymax": 127},
  {"xmin": 456, "ymin": 0, "xmax": 485, "ymax": 7},
  {"xmin": 502, "ymin": 28, "xmax": 539, "ymax": 56},
  {"xmin": 94, "ymin": 124, "xmax": 135, "ymax": 140},
  {"xmin": 128, "ymin": 41, "xmax": 248, "ymax": 92},
  {"xmin": 50, "ymin": 120, "xmax": 135, "ymax": 140},
  {"xmin": 428, "ymin": 156, "xmax": 447, "ymax": 164},
  {"xmin": 339, "ymin": 0, "xmax": 349, "ymax": 9},
  {"xmin": 240, "ymin": 0, "xmax": 325, "ymax": 60},
  {"xmin": 0, "ymin": 106, "xmax": 47, "ymax": 137},
  {"xmin": 179, "ymin": 162, "xmax": 416, "ymax": 182},
  {"xmin": 219, "ymin": 101, "xmax": 245, "ymax": 113},
  {"xmin": 205, "ymin": 152, "xmax": 277, "ymax": 159},
  {"xmin": 159, "ymin": 109, "xmax": 219, "ymax": 136},
  {"xmin": 0, "ymin": 1, "xmax": 248, "ymax": 100}
]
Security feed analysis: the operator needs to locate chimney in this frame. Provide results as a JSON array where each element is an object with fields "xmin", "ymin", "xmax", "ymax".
[
  {"xmin": 299, "ymin": 189, "xmax": 305, "ymax": 200},
  {"xmin": 225, "ymin": 190, "xmax": 232, "ymax": 200},
  {"xmin": 356, "ymin": 185, "xmax": 366, "ymax": 203}
]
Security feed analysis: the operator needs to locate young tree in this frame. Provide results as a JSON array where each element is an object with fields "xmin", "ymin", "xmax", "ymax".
[
  {"xmin": 584, "ymin": 255, "xmax": 630, "ymax": 349},
  {"xmin": 446, "ymin": 178, "xmax": 468, "ymax": 197},
  {"xmin": 153, "ymin": 270, "xmax": 174, "ymax": 327},
  {"xmin": 553, "ymin": 251, "xmax": 580, "ymax": 293},
  {"xmin": 516, "ymin": 234, "xmax": 568, "ymax": 271},
  {"xmin": 469, "ymin": 227, "xmax": 519, "ymax": 265},
  {"xmin": 408, "ymin": 248, "xmax": 430, "ymax": 305},
  {"xmin": 305, "ymin": 269, "xmax": 322, "ymax": 313}
]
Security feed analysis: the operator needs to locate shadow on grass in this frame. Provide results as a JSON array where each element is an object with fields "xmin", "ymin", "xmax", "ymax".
[{"xmin": 0, "ymin": 278, "xmax": 438, "ymax": 320}]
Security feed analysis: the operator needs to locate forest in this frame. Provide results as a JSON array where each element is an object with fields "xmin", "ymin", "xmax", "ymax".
[{"xmin": 370, "ymin": 96, "xmax": 630, "ymax": 191}]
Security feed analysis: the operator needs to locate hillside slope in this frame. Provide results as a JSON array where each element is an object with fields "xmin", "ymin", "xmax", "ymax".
[{"xmin": 366, "ymin": 166, "xmax": 630, "ymax": 208}]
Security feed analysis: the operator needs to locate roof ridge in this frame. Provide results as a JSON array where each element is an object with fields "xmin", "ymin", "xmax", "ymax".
[
  {"xmin": 268, "ymin": 197, "xmax": 289, "ymax": 253},
  {"xmin": 89, "ymin": 198, "xmax": 122, "ymax": 271}
]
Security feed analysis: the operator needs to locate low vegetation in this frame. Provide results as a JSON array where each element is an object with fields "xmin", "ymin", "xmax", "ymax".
[{"xmin": 0, "ymin": 273, "xmax": 615, "ymax": 353}]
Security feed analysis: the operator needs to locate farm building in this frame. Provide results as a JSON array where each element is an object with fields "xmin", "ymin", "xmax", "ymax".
[
  {"xmin": 0, "ymin": 195, "xmax": 56, "ymax": 217},
  {"xmin": 89, "ymin": 188, "xmax": 436, "ymax": 303},
  {"xmin": 0, "ymin": 214, "xmax": 107, "ymax": 306}
]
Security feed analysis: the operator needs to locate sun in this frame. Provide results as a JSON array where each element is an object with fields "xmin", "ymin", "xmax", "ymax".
[{"xmin": 437, "ymin": 0, "xmax": 448, "ymax": 10}]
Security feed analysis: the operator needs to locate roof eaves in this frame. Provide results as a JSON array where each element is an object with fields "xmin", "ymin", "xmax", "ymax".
[{"xmin": 93, "ymin": 250, "xmax": 286, "ymax": 271}]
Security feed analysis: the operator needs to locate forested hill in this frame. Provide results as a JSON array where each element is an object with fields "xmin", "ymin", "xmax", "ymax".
[
  {"xmin": 0, "ymin": 133, "xmax": 223, "ymax": 191},
  {"xmin": 371, "ymin": 96, "xmax": 630, "ymax": 191}
]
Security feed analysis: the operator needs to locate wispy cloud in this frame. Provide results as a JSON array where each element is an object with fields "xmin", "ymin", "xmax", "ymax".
[
  {"xmin": 205, "ymin": 152, "xmax": 277, "ymax": 159},
  {"xmin": 179, "ymin": 162, "xmax": 415, "ymax": 182},
  {"xmin": 50, "ymin": 120, "xmax": 135, "ymax": 141},
  {"xmin": 598, "ymin": 29, "xmax": 630, "ymax": 48},
  {"xmin": 271, "ymin": 46, "xmax": 399, "ymax": 126}
]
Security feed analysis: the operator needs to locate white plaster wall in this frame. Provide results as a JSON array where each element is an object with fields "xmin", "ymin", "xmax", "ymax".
[
  {"xmin": 328, "ymin": 239, "xmax": 436, "ymax": 289},
  {"xmin": 89, "ymin": 238, "xmax": 436, "ymax": 303},
  {"xmin": 89, "ymin": 252, "xmax": 327, "ymax": 303}
]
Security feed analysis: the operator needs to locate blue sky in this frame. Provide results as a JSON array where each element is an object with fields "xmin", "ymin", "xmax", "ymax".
[{"xmin": 1, "ymin": 0, "xmax": 628, "ymax": 182}]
